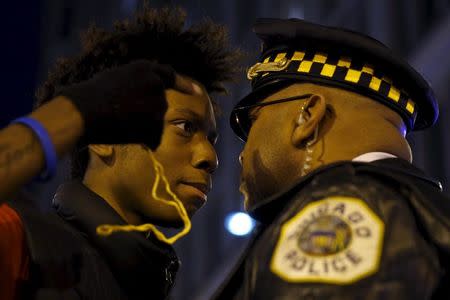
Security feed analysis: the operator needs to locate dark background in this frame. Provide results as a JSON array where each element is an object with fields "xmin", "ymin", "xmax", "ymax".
[{"xmin": 1, "ymin": 1, "xmax": 449, "ymax": 299}]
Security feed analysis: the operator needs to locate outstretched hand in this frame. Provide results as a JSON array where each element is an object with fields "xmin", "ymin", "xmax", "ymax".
[{"xmin": 58, "ymin": 60, "xmax": 202, "ymax": 150}]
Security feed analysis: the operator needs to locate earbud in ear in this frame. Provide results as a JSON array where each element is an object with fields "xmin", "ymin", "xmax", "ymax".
[{"xmin": 297, "ymin": 112, "xmax": 306, "ymax": 126}]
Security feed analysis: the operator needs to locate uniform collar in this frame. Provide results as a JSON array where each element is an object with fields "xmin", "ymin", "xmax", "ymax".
[
  {"xmin": 352, "ymin": 152, "xmax": 397, "ymax": 162},
  {"xmin": 248, "ymin": 158, "xmax": 440, "ymax": 224},
  {"xmin": 52, "ymin": 180, "xmax": 179, "ymax": 299}
]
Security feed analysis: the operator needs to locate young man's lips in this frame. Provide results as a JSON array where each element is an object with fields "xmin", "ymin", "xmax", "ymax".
[{"xmin": 180, "ymin": 182, "xmax": 209, "ymax": 201}]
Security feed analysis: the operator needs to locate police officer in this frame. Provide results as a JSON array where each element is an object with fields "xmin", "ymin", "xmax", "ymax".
[{"xmin": 213, "ymin": 18, "xmax": 450, "ymax": 299}]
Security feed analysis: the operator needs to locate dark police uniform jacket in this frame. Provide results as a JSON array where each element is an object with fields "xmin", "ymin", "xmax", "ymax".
[
  {"xmin": 8, "ymin": 181, "xmax": 179, "ymax": 300},
  {"xmin": 213, "ymin": 158, "xmax": 450, "ymax": 300}
]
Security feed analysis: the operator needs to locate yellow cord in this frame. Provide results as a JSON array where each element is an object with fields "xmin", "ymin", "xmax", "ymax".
[{"xmin": 96, "ymin": 150, "xmax": 192, "ymax": 244}]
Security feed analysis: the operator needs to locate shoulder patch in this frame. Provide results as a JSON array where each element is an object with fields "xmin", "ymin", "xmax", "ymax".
[{"xmin": 270, "ymin": 196, "xmax": 384, "ymax": 284}]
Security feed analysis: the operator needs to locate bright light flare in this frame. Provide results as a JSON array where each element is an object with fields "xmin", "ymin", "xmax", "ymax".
[{"xmin": 225, "ymin": 212, "xmax": 255, "ymax": 236}]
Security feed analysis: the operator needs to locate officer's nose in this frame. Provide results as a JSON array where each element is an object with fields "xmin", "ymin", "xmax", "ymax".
[{"xmin": 239, "ymin": 152, "xmax": 244, "ymax": 166}]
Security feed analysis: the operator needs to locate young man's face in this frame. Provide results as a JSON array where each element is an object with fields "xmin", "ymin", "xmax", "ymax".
[{"xmin": 111, "ymin": 83, "xmax": 218, "ymax": 226}]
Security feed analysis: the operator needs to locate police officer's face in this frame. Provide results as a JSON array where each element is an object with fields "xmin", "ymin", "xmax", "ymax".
[
  {"xmin": 113, "ymin": 84, "xmax": 218, "ymax": 226},
  {"xmin": 239, "ymin": 86, "xmax": 306, "ymax": 210}
]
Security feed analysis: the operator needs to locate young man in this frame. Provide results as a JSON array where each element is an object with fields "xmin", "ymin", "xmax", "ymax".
[
  {"xmin": 214, "ymin": 18, "xmax": 450, "ymax": 299},
  {"xmin": 0, "ymin": 6, "xmax": 239, "ymax": 300}
]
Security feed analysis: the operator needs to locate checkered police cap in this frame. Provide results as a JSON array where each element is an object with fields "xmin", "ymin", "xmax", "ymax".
[{"xmin": 230, "ymin": 18, "xmax": 439, "ymax": 141}]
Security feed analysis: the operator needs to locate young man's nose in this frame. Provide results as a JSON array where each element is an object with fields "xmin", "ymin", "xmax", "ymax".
[{"xmin": 192, "ymin": 140, "xmax": 218, "ymax": 174}]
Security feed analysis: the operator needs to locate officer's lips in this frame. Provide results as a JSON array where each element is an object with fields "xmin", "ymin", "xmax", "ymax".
[
  {"xmin": 239, "ymin": 181, "xmax": 251, "ymax": 208},
  {"xmin": 239, "ymin": 180, "xmax": 249, "ymax": 195},
  {"xmin": 239, "ymin": 181, "xmax": 245, "ymax": 192}
]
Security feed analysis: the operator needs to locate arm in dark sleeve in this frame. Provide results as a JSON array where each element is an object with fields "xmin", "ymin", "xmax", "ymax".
[
  {"xmin": 0, "ymin": 203, "xmax": 30, "ymax": 300},
  {"xmin": 258, "ymin": 176, "xmax": 442, "ymax": 299}
]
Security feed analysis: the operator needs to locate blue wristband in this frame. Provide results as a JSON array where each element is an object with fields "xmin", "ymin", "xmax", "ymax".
[{"xmin": 11, "ymin": 117, "xmax": 57, "ymax": 181}]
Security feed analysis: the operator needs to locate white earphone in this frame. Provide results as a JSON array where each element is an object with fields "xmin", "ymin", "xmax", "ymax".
[
  {"xmin": 297, "ymin": 106, "xmax": 307, "ymax": 126},
  {"xmin": 297, "ymin": 113, "xmax": 306, "ymax": 126}
]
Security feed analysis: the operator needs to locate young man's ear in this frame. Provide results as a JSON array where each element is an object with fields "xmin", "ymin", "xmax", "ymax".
[
  {"xmin": 292, "ymin": 94, "xmax": 326, "ymax": 147},
  {"xmin": 87, "ymin": 144, "xmax": 115, "ymax": 166}
]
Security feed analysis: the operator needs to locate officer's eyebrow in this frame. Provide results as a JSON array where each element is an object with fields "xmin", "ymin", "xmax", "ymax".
[{"xmin": 249, "ymin": 106, "xmax": 262, "ymax": 116}]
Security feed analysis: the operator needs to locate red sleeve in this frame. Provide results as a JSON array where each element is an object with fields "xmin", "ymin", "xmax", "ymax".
[{"xmin": 0, "ymin": 203, "xmax": 30, "ymax": 300}]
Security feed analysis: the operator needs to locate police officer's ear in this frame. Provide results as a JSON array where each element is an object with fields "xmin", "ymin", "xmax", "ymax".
[
  {"xmin": 291, "ymin": 94, "xmax": 326, "ymax": 147},
  {"xmin": 87, "ymin": 144, "xmax": 115, "ymax": 166}
]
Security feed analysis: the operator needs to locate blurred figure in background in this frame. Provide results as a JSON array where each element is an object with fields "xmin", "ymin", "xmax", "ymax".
[
  {"xmin": 0, "ymin": 6, "xmax": 239, "ymax": 300},
  {"xmin": 214, "ymin": 18, "xmax": 450, "ymax": 299}
]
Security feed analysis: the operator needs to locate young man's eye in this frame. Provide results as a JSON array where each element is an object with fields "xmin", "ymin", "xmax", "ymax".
[{"xmin": 174, "ymin": 121, "xmax": 195, "ymax": 135}]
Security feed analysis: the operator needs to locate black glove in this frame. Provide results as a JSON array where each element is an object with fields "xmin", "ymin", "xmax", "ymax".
[{"xmin": 58, "ymin": 60, "xmax": 173, "ymax": 150}]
